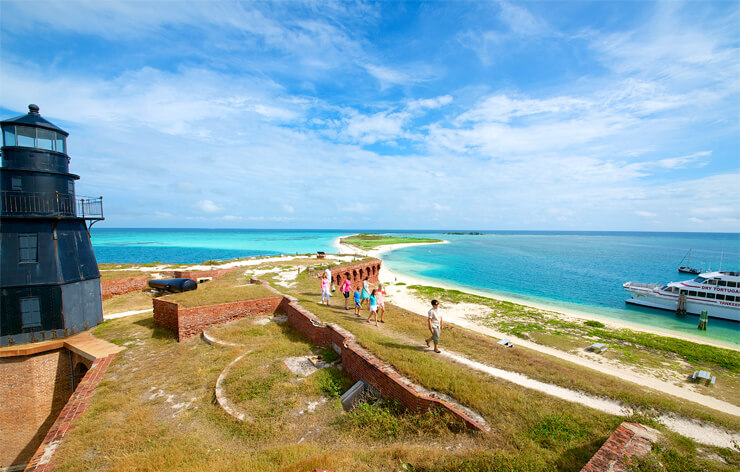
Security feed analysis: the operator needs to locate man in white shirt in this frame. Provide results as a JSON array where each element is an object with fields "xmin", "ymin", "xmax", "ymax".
[{"xmin": 425, "ymin": 300, "xmax": 442, "ymax": 353}]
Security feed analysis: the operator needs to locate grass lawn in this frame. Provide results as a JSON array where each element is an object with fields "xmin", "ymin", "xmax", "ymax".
[
  {"xmin": 408, "ymin": 285, "xmax": 740, "ymax": 408},
  {"xmin": 341, "ymin": 233, "xmax": 442, "ymax": 251},
  {"xmin": 53, "ymin": 258, "xmax": 739, "ymax": 471}
]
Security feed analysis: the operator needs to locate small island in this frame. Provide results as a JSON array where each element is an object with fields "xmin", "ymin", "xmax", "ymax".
[{"xmin": 340, "ymin": 233, "xmax": 443, "ymax": 251}]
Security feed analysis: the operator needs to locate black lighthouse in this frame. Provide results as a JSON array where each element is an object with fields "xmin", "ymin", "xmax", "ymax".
[{"xmin": 1, "ymin": 104, "xmax": 104, "ymax": 346}]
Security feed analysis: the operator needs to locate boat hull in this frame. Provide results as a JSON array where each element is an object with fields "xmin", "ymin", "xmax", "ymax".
[{"xmin": 624, "ymin": 288, "xmax": 740, "ymax": 322}]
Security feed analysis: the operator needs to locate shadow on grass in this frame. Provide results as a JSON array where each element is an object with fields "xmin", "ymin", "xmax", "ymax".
[
  {"xmin": 133, "ymin": 317, "xmax": 177, "ymax": 340},
  {"xmin": 378, "ymin": 340, "xmax": 428, "ymax": 352},
  {"xmin": 554, "ymin": 437, "xmax": 607, "ymax": 471}
]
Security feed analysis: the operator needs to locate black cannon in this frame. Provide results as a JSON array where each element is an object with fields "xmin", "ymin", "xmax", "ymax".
[{"xmin": 148, "ymin": 278, "xmax": 197, "ymax": 293}]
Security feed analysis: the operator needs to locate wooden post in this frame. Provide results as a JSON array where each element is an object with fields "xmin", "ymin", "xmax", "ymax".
[
  {"xmin": 698, "ymin": 310, "xmax": 708, "ymax": 330},
  {"xmin": 676, "ymin": 293, "xmax": 687, "ymax": 316}
]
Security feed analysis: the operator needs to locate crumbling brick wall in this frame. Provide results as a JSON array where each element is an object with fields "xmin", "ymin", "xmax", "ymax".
[
  {"xmin": 580, "ymin": 422, "xmax": 656, "ymax": 472},
  {"xmin": 153, "ymin": 297, "xmax": 283, "ymax": 341},
  {"xmin": 100, "ymin": 276, "xmax": 149, "ymax": 300},
  {"xmin": 101, "ymin": 268, "xmax": 236, "ymax": 300},
  {"xmin": 329, "ymin": 259, "xmax": 381, "ymax": 288},
  {"xmin": 0, "ymin": 349, "xmax": 74, "ymax": 469}
]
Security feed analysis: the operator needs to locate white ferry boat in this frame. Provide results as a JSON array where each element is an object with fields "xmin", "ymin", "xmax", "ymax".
[{"xmin": 623, "ymin": 271, "xmax": 740, "ymax": 322}]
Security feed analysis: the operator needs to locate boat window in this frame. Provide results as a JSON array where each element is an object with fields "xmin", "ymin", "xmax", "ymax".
[
  {"xmin": 707, "ymin": 279, "xmax": 717, "ymax": 285},
  {"xmin": 706, "ymin": 293, "xmax": 716, "ymax": 299},
  {"xmin": 726, "ymin": 296, "xmax": 735, "ymax": 302},
  {"xmin": 716, "ymin": 294, "xmax": 725, "ymax": 301},
  {"xmin": 728, "ymin": 281, "xmax": 737, "ymax": 288},
  {"xmin": 697, "ymin": 292, "xmax": 706, "ymax": 298},
  {"xmin": 679, "ymin": 289, "xmax": 687, "ymax": 295},
  {"xmin": 688, "ymin": 291, "xmax": 697, "ymax": 297},
  {"xmin": 718, "ymin": 280, "xmax": 727, "ymax": 287},
  {"xmin": 694, "ymin": 277, "xmax": 706, "ymax": 283}
]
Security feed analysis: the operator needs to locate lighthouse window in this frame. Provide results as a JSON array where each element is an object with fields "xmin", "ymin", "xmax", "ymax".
[
  {"xmin": 56, "ymin": 135, "xmax": 66, "ymax": 154},
  {"xmin": 20, "ymin": 297, "xmax": 42, "ymax": 330},
  {"xmin": 37, "ymin": 128, "xmax": 54, "ymax": 150},
  {"xmin": 16, "ymin": 126, "xmax": 36, "ymax": 147},
  {"xmin": 2, "ymin": 125, "xmax": 15, "ymax": 146},
  {"xmin": 18, "ymin": 233, "xmax": 38, "ymax": 263},
  {"xmin": 67, "ymin": 181, "xmax": 74, "ymax": 194},
  {"xmin": 11, "ymin": 176, "xmax": 22, "ymax": 190}
]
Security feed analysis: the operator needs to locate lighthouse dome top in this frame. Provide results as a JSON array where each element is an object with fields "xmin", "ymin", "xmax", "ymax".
[{"xmin": 1, "ymin": 104, "xmax": 69, "ymax": 136}]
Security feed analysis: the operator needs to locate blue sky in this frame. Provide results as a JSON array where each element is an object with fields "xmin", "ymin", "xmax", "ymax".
[{"xmin": 1, "ymin": 0, "xmax": 738, "ymax": 231}]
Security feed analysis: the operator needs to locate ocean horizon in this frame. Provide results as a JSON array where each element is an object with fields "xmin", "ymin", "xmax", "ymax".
[{"xmin": 91, "ymin": 228, "xmax": 740, "ymax": 346}]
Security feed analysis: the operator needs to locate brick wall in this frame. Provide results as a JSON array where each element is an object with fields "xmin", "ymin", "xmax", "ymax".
[
  {"xmin": 153, "ymin": 297, "xmax": 283, "ymax": 341},
  {"xmin": 0, "ymin": 349, "xmax": 74, "ymax": 469},
  {"xmin": 100, "ymin": 268, "xmax": 235, "ymax": 300},
  {"xmin": 580, "ymin": 422, "xmax": 656, "ymax": 472},
  {"xmin": 25, "ymin": 354, "xmax": 117, "ymax": 472},
  {"xmin": 173, "ymin": 268, "xmax": 235, "ymax": 280},
  {"xmin": 329, "ymin": 259, "xmax": 381, "ymax": 287},
  {"xmin": 100, "ymin": 276, "xmax": 149, "ymax": 300}
]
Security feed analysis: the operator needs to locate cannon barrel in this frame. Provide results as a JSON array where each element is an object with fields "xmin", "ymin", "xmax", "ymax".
[{"xmin": 148, "ymin": 278, "xmax": 197, "ymax": 293}]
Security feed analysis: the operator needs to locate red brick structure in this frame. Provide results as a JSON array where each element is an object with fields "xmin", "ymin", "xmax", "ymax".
[
  {"xmin": 100, "ymin": 268, "xmax": 236, "ymax": 300},
  {"xmin": 24, "ymin": 354, "xmax": 117, "ymax": 472},
  {"xmin": 153, "ymin": 296, "xmax": 284, "ymax": 341},
  {"xmin": 329, "ymin": 259, "xmax": 381, "ymax": 288},
  {"xmin": 101, "ymin": 276, "xmax": 149, "ymax": 300},
  {"xmin": 580, "ymin": 422, "xmax": 657, "ymax": 472}
]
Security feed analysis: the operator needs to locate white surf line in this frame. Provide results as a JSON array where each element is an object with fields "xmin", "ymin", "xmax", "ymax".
[
  {"xmin": 104, "ymin": 308, "xmax": 151, "ymax": 320},
  {"xmin": 441, "ymin": 349, "xmax": 740, "ymax": 449}
]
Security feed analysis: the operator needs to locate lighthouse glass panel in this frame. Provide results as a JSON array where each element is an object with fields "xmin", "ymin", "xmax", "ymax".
[
  {"xmin": 37, "ymin": 128, "xmax": 55, "ymax": 150},
  {"xmin": 2, "ymin": 125, "xmax": 15, "ymax": 146},
  {"xmin": 56, "ymin": 135, "xmax": 66, "ymax": 154},
  {"xmin": 16, "ymin": 126, "xmax": 36, "ymax": 147}
]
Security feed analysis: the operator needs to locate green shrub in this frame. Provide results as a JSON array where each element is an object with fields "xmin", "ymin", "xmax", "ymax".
[{"xmin": 584, "ymin": 320, "xmax": 605, "ymax": 328}]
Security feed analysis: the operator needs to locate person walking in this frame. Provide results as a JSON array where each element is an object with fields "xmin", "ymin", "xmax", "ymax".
[
  {"xmin": 340, "ymin": 277, "xmax": 352, "ymax": 310},
  {"xmin": 425, "ymin": 300, "xmax": 442, "ymax": 353},
  {"xmin": 366, "ymin": 289, "xmax": 379, "ymax": 326},
  {"xmin": 320, "ymin": 273, "xmax": 331, "ymax": 306},
  {"xmin": 376, "ymin": 283, "xmax": 387, "ymax": 323},
  {"xmin": 353, "ymin": 285, "xmax": 361, "ymax": 316},
  {"xmin": 360, "ymin": 277, "xmax": 371, "ymax": 310}
]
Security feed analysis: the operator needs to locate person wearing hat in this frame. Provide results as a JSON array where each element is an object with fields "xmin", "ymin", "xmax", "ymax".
[{"xmin": 425, "ymin": 299, "xmax": 442, "ymax": 353}]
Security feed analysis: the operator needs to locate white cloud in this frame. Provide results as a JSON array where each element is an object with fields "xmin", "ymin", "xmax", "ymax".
[
  {"xmin": 283, "ymin": 204, "xmax": 295, "ymax": 214},
  {"xmin": 635, "ymin": 211, "xmax": 657, "ymax": 218},
  {"xmin": 195, "ymin": 200, "xmax": 223, "ymax": 214}
]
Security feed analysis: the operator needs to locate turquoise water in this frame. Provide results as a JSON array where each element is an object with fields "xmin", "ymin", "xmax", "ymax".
[
  {"xmin": 381, "ymin": 232, "xmax": 740, "ymax": 346},
  {"xmin": 91, "ymin": 228, "xmax": 343, "ymax": 263},
  {"xmin": 91, "ymin": 229, "xmax": 739, "ymax": 345}
]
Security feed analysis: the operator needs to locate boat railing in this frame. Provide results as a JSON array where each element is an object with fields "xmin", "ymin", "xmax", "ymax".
[{"xmin": 624, "ymin": 281, "xmax": 661, "ymax": 290}]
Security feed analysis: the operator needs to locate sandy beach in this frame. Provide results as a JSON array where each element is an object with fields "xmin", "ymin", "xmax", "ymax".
[
  {"xmin": 334, "ymin": 235, "xmax": 739, "ymax": 352},
  {"xmin": 333, "ymin": 235, "xmax": 740, "ymax": 422}
]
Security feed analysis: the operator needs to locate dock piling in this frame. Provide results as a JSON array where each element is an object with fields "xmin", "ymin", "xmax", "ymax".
[{"xmin": 698, "ymin": 311, "xmax": 708, "ymax": 330}]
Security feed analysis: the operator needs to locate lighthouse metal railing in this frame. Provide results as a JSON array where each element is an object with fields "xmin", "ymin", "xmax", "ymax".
[{"xmin": 0, "ymin": 190, "xmax": 103, "ymax": 220}]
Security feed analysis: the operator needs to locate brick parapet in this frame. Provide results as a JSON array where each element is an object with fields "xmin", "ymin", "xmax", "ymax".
[
  {"xmin": 580, "ymin": 422, "xmax": 657, "ymax": 472},
  {"xmin": 173, "ymin": 268, "xmax": 235, "ymax": 280},
  {"xmin": 100, "ymin": 276, "xmax": 149, "ymax": 300},
  {"xmin": 24, "ymin": 354, "xmax": 117, "ymax": 472},
  {"xmin": 155, "ymin": 259, "xmax": 487, "ymax": 432},
  {"xmin": 100, "ymin": 268, "xmax": 235, "ymax": 300},
  {"xmin": 329, "ymin": 258, "xmax": 381, "ymax": 287}
]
